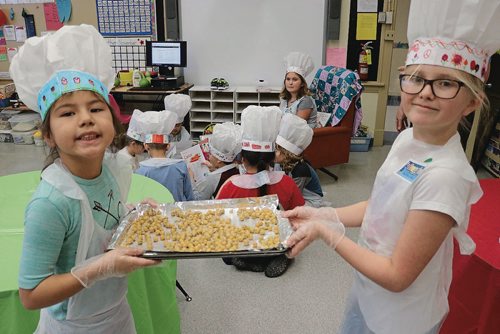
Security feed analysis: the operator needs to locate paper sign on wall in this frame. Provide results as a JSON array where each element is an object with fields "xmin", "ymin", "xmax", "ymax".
[
  {"xmin": 0, "ymin": 46, "xmax": 7, "ymax": 62},
  {"xmin": 7, "ymin": 47, "xmax": 17, "ymax": 62},
  {"xmin": 3, "ymin": 25, "xmax": 15, "ymax": 41},
  {"xmin": 15, "ymin": 26, "xmax": 26, "ymax": 42},
  {"xmin": 326, "ymin": 47, "xmax": 347, "ymax": 68},
  {"xmin": 356, "ymin": 13, "xmax": 377, "ymax": 40},
  {"xmin": 44, "ymin": 3, "xmax": 64, "ymax": 30},
  {"xmin": 357, "ymin": 0, "xmax": 378, "ymax": 13}
]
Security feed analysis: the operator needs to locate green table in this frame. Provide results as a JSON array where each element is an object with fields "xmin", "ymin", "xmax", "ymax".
[{"xmin": 0, "ymin": 172, "xmax": 180, "ymax": 334}]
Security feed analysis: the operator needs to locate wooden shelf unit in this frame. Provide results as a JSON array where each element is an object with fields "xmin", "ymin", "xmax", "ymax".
[{"xmin": 189, "ymin": 85, "xmax": 281, "ymax": 138}]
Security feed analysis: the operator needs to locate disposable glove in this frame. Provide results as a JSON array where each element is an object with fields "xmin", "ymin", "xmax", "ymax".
[
  {"xmin": 284, "ymin": 207, "xmax": 345, "ymax": 257},
  {"xmin": 282, "ymin": 206, "xmax": 338, "ymax": 229},
  {"xmin": 71, "ymin": 248, "xmax": 159, "ymax": 288}
]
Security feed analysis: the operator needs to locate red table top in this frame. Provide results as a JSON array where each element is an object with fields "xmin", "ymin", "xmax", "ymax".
[{"xmin": 469, "ymin": 178, "xmax": 500, "ymax": 270}]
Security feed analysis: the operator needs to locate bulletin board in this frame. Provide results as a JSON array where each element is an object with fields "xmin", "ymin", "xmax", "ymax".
[
  {"xmin": 0, "ymin": 1, "xmax": 98, "ymax": 75},
  {"xmin": 345, "ymin": 0, "xmax": 384, "ymax": 82}
]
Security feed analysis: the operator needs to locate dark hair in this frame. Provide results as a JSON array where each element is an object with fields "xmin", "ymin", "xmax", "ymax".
[
  {"xmin": 279, "ymin": 72, "xmax": 312, "ymax": 101},
  {"xmin": 241, "ymin": 149, "xmax": 275, "ymax": 196},
  {"xmin": 41, "ymin": 91, "xmax": 123, "ymax": 170},
  {"xmin": 115, "ymin": 132, "xmax": 143, "ymax": 150},
  {"xmin": 146, "ymin": 143, "xmax": 169, "ymax": 151}
]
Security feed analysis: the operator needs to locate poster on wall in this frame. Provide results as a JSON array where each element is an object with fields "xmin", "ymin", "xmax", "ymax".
[
  {"xmin": 96, "ymin": 0, "xmax": 154, "ymax": 36},
  {"xmin": 44, "ymin": 3, "xmax": 64, "ymax": 30}
]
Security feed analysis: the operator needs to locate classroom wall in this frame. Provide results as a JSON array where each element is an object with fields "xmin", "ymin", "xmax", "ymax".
[
  {"xmin": 0, "ymin": 2, "xmax": 97, "ymax": 74},
  {"xmin": 179, "ymin": 0, "xmax": 326, "ymax": 87}
]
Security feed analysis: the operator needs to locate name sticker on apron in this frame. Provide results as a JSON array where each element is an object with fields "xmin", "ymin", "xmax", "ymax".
[{"xmin": 395, "ymin": 160, "xmax": 427, "ymax": 183}]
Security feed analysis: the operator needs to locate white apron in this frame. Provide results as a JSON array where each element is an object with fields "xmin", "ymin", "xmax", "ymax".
[
  {"xmin": 280, "ymin": 96, "xmax": 305, "ymax": 115},
  {"xmin": 279, "ymin": 96, "xmax": 317, "ymax": 128},
  {"xmin": 345, "ymin": 130, "xmax": 481, "ymax": 334},
  {"xmin": 35, "ymin": 156, "xmax": 134, "ymax": 334},
  {"xmin": 231, "ymin": 170, "xmax": 284, "ymax": 189}
]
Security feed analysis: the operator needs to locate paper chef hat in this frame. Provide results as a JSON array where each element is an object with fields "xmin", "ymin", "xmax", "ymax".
[
  {"xmin": 276, "ymin": 114, "xmax": 313, "ymax": 155},
  {"xmin": 405, "ymin": 0, "xmax": 500, "ymax": 82},
  {"xmin": 130, "ymin": 109, "xmax": 178, "ymax": 144},
  {"xmin": 209, "ymin": 122, "xmax": 242, "ymax": 162},
  {"xmin": 10, "ymin": 24, "xmax": 114, "ymax": 120},
  {"xmin": 284, "ymin": 52, "xmax": 314, "ymax": 78},
  {"xmin": 164, "ymin": 94, "xmax": 192, "ymax": 123},
  {"xmin": 241, "ymin": 106, "xmax": 282, "ymax": 152}
]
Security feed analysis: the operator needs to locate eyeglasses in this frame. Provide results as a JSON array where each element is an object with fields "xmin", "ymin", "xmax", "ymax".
[{"xmin": 399, "ymin": 74, "xmax": 464, "ymax": 99}]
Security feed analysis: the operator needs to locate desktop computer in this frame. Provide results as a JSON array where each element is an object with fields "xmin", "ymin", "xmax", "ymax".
[{"xmin": 146, "ymin": 40, "xmax": 187, "ymax": 90}]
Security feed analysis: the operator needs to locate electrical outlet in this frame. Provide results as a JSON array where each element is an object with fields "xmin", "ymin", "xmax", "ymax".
[{"xmin": 384, "ymin": 30, "xmax": 395, "ymax": 41}]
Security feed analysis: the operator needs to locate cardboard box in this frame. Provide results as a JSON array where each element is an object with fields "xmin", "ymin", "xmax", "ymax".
[{"xmin": 350, "ymin": 136, "xmax": 372, "ymax": 152}]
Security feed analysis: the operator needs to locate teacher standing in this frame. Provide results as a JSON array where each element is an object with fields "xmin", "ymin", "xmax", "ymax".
[{"xmin": 279, "ymin": 52, "xmax": 318, "ymax": 128}]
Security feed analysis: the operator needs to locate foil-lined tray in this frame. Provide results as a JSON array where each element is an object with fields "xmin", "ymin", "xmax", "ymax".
[{"xmin": 107, "ymin": 195, "xmax": 292, "ymax": 259}]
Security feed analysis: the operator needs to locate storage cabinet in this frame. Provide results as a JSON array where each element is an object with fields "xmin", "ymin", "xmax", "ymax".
[{"xmin": 189, "ymin": 86, "xmax": 281, "ymax": 138}]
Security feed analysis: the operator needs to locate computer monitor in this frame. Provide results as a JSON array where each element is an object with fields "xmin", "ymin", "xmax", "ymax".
[{"xmin": 145, "ymin": 41, "xmax": 187, "ymax": 77}]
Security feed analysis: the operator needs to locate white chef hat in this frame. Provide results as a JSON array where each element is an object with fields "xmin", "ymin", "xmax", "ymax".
[
  {"xmin": 164, "ymin": 94, "xmax": 192, "ymax": 123},
  {"xmin": 131, "ymin": 109, "xmax": 178, "ymax": 144},
  {"xmin": 276, "ymin": 114, "xmax": 313, "ymax": 156},
  {"xmin": 126, "ymin": 109, "xmax": 146, "ymax": 142},
  {"xmin": 405, "ymin": 0, "xmax": 500, "ymax": 82},
  {"xmin": 284, "ymin": 52, "xmax": 314, "ymax": 78},
  {"xmin": 209, "ymin": 122, "xmax": 242, "ymax": 162},
  {"xmin": 9, "ymin": 24, "xmax": 114, "ymax": 120},
  {"xmin": 241, "ymin": 106, "xmax": 282, "ymax": 152}
]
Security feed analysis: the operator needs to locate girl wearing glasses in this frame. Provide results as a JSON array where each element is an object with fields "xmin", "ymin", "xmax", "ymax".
[{"xmin": 282, "ymin": 0, "xmax": 499, "ymax": 333}]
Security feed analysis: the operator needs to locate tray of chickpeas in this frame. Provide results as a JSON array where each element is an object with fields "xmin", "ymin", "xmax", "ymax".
[{"xmin": 107, "ymin": 195, "xmax": 293, "ymax": 259}]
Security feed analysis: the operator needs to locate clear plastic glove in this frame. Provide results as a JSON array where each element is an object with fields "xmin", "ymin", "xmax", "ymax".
[
  {"xmin": 282, "ymin": 206, "xmax": 337, "ymax": 229},
  {"xmin": 284, "ymin": 208, "xmax": 345, "ymax": 258},
  {"xmin": 71, "ymin": 248, "xmax": 160, "ymax": 288},
  {"xmin": 126, "ymin": 198, "xmax": 158, "ymax": 212}
]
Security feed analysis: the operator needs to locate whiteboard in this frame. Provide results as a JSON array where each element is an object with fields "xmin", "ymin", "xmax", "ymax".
[{"xmin": 180, "ymin": 0, "xmax": 326, "ymax": 87}]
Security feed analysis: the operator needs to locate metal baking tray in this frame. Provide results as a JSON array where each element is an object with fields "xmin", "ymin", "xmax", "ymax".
[{"xmin": 107, "ymin": 195, "xmax": 292, "ymax": 259}]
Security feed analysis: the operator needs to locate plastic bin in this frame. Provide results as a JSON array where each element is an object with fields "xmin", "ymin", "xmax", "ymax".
[
  {"xmin": 8, "ymin": 113, "xmax": 41, "ymax": 131},
  {"xmin": 350, "ymin": 136, "xmax": 372, "ymax": 152},
  {"xmin": 0, "ymin": 108, "xmax": 21, "ymax": 121},
  {"xmin": 0, "ymin": 130, "xmax": 13, "ymax": 143}
]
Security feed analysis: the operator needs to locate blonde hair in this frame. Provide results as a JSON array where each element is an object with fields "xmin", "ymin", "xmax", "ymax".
[{"xmin": 276, "ymin": 144, "xmax": 303, "ymax": 174}]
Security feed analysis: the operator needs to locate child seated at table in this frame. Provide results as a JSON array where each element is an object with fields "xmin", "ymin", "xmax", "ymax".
[
  {"xmin": 192, "ymin": 122, "xmax": 242, "ymax": 200},
  {"xmin": 164, "ymin": 94, "xmax": 193, "ymax": 159},
  {"xmin": 133, "ymin": 109, "xmax": 194, "ymax": 202},
  {"xmin": 275, "ymin": 114, "xmax": 326, "ymax": 207}
]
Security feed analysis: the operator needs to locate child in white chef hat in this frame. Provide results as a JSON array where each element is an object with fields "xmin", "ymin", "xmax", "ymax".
[
  {"xmin": 192, "ymin": 122, "xmax": 242, "ymax": 200},
  {"xmin": 275, "ymin": 113, "xmax": 325, "ymax": 207},
  {"xmin": 164, "ymin": 93, "xmax": 193, "ymax": 159},
  {"xmin": 133, "ymin": 109, "xmax": 194, "ymax": 202},
  {"xmin": 279, "ymin": 52, "xmax": 318, "ymax": 128},
  {"xmin": 217, "ymin": 105, "xmax": 305, "ymax": 277},
  {"xmin": 11, "ymin": 24, "xmax": 158, "ymax": 333},
  {"xmin": 116, "ymin": 109, "xmax": 146, "ymax": 171},
  {"xmin": 284, "ymin": 1, "xmax": 499, "ymax": 333}
]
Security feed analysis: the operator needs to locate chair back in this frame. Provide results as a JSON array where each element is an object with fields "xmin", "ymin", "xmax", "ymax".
[{"xmin": 303, "ymin": 66, "xmax": 363, "ymax": 170}]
